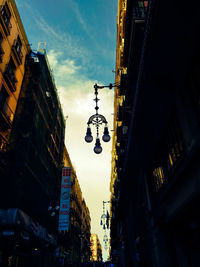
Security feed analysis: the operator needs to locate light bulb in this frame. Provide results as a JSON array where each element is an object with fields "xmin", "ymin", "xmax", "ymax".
[
  {"xmin": 94, "ymin": 138, "xmax": 102, "ymax": 154},
  {"xmin": 85, "ymin": 127, "xmax": 93, "ymax": 143},
  {"xmin": 102, "ymin": 126, "xmax": 111, "ymax": 142}
]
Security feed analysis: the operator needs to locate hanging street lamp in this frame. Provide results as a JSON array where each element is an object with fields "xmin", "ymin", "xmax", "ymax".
[{"xmin": 85, "ymin": 83, "xmax": 119, "ymax": 154}]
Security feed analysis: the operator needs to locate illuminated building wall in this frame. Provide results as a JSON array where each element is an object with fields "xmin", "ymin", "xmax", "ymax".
[
  {"xmin": 62, "ymin": 145, "xmax": 91, "ymax": 264},
  {"xmin": 90, "ymin": 233, "xmax": 102, "ymax": 262},
  {"xmin": 0, "ymin": 0, "xmax": 30, "ymax": 149},
  {"xmin": 110, "ymin": 0, "xmax": 200, "ymax": 266}
]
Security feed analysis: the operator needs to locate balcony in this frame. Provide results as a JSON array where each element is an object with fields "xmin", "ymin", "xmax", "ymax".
[
  {"xmin": 70, "ymin": 207, "xmax": 82, "ymax": 225},
  {"xmin": 12, "ymin": 39, "xmax": 23, "ymax": 65},
  {"xmin": 0, "ymin": 46, "xmax": 4, "ymax": 63},
  {"xmin": 0, "ymin": 4, "xmax": 11, "ymax": 36},
  {"xmin": 0, "ymin": 100, "xmax": 14, "ymax": 130},
  {"xmin": 117, "ymin": 105, "xmax": 123, "ymax": 122},
  {"xmin": 134, "ymin": 1, "xmax": 148, "ymax": 22},
  {"xmin": 0, "ymin": 133, "xmax": 8, "ymax": 153},
  {"xmin": 4, "ymin": 66, "xmax": 17, "ymax": 92},
  {"xmin": 118, "ymin": 74, "xmax": 126, "ymax": 96}
]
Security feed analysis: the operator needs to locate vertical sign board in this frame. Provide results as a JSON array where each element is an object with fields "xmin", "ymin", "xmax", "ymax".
[{"xmin": 58, "ymin": 167, "xmax": 71, "ymax": 231}]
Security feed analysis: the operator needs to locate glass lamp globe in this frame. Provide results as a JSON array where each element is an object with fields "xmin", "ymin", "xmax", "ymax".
[
  {"xmin": 102, "ymin": 126, "xmax": 111, "ymax": 142},
  {"xmin": 85, "ymin": 135, "xmax": 93, "ymax": 143},
  {"xmin": 102, "ymin": 134, "xmax": 111, "ymax": 142},
  {"xmin": 94, "ymin": 138, "xmax": 102, "ymax": 154},
  {"xmin": 85, "ymin": 127, "xmax": 93, "ymax": 143}
]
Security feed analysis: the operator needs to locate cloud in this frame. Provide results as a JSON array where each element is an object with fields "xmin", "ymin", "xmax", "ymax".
[
  {"xmin": 47, "ymin": 50, "xmax": 79, "ymax": 72},
  {"xmin": 66, "ymin": 0, "xmax": 117, "ymax": 64},
  {"xmin": 46, "ymin": 48, "xmax": 114, "ymax": 147},
  {"xmin": 35, "ymin": 17, "xmax": 90, "ymax": 63},
  {"xmin": 67, "ymin": 0, "xmax": 91, "ymax": 37},
  {"xmin": 19, "ymin": 3, "xmax": 92, "ymax": 66},
  {"xmin": 35, "ymin": 16, "xmax": 62, "ymax": 41},
  {"xmin": 46, "ymin": 49, "xmax": 114, "ymax": 185},
  {"xmin": 57, "ymin": 59, "xmax": 81, "ymax": 76},
  {"xmin": 47, "ymin": 50, "xmax": 61, "ymax": 67}
]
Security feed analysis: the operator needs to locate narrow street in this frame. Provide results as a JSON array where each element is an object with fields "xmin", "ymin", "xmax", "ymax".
[{"xmin": 1, "ymin": 0, "xmax": 200, "ymax": 266}]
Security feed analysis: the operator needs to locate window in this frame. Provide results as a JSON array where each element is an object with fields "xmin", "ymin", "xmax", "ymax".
[
  {"xmin": 15, "ymin": 36, "xmax": 22, "ymax": 54},
  {"xmin": 152, "ymin": 114, "xmax": 185, "ymax": 192},
  {"xmin": 0, "ymin": 2, "xmax": 11, "ymax": 36},
  {"xmin": 0, "ymin": 31, "xmax": 4, "ymax": 62},
  {"xmin": 134, "ymin": 0, "xmax": 148, "ymax": 18},
  {"xmin": 0, "ymin": 31, "xmax": 3, "ymax": 44},
  {"xmin": 0, "ymin": 84, "xmax": 8, "ymax": 109},
  {"xmin": 12, "ymin": 35, "xmax": 22, "ymax": 64},
  {"xmin": 138, "ymin": 1, "xmax": 144, "ymax": 7},
  {"xmin": 4, "ymin": 57, "xmax": 17, "ymax": 90},
  {"xmin": 153, "ymin": 167, "xmax": 165, "ymax": 192},
  {"xmin": 1, "ymin": 3, "xmax": 11, "ymax": 23}
]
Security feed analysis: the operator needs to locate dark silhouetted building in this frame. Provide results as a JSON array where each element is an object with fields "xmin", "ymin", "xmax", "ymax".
[
  {"xmin": 0, "ymin": 50, "xmax": 65, "ymax": 266},
  {"xmin": 110, "ymin": 0, "xmax": 200, "ymax": 266}
]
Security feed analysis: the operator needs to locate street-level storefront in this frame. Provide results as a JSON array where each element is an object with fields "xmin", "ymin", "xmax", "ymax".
[{"xmin": 0, "ymin": 208, "xmax": 58, "ymax": 267}]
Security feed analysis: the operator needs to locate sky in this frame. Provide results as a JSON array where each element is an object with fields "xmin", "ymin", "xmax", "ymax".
[{"xmin": 16, "ymin": 0, "xmax": 117, "ymax": 260}]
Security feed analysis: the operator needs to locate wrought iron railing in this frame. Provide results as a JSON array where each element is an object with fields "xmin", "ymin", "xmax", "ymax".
[
  {"xmin": 4, "ymin": 65, "xmax": 17, "ymax": 91},
  {"xmin": 0, "ymin": 5, "xmax": 12, "ymax": 36},
  {"xmin": 12, "ymin": 39, "xmax": 23, "ymax": 65},
  {"xmin": 0, "ymin": 43, "xmax": 4, "ymax": 63},
  {"xmin": 0, "ymin": 99, "xmax": 14, "ymax": 125},
  {"xmin": 0, "ymin": 133, "xmax": 8, "ymax": 152},
  {"xmin": 133, "ymin": 1, "xmax": 148, "ymax": 20},
  {"xmin": 151, "ymin": 115, "xmax": 185, "ymax": 193}
]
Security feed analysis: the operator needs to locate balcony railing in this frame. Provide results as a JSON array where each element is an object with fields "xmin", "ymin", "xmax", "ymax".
[
  {"xmin": 0, "ymin": 133, "xmax": 8, "ymax": 152},
  {"xmin": 133, "ymin": 7, "xmax": 147, "ymax": 21},
  {"xmin": 0, "ymin": 5, "xmax": 12, "ymax": 36},
  {"xmin": 0, "ymin": 46, "xmax": 4, "ymax": 63},
  {"xmin": 0, "ymin": 100, "xmax": 14, "ymax": 129},
  {"xmin": 4, "ymin": 66, "xmax": 17, "ymax": 92},
  {"xmin": 12, "ymin": 40, "xmax": 23, "ymax": 65},
  {"xmin": 133, "ymin": 1, "xmax": 148, "ymax": 21}
]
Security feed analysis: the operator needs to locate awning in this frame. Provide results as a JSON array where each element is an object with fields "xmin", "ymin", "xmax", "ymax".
[{"xmin": 0, "ymin": 208, "xmax": 57, "ymax": 246}]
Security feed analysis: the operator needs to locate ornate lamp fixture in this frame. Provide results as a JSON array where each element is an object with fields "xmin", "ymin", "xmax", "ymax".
[
  {"xmin": 100, "ymin": 200, "xmax": 110, "ymax": 230},
  {"xmin": 100, "ymin": 200, "xmax": 110, "ymax": 250},
  {"xmin": 85, "ymin": 83, "xmax": 119, "ymax": 154}
]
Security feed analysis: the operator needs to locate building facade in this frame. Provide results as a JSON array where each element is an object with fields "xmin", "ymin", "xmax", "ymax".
[
  {"xmin": 0, "ymin": 50, "xmax": 65, "ymax": 266},
  {"xmin": 62, "ymin": 146, "xmax": 91, "ymax": 265},
  {"xmin": 90, "ymin": 233, "xmax": 102, "ymax": 262},
  {"xmin": 0, "ymin": 0, "xmax": 30, "ymax": 152},
  {"xmin": 110, "ymin": 0, "xmax": 200, "ymax": 266}
]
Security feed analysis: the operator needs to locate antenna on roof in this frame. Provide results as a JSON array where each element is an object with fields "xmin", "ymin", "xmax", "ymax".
[{"xmin": 37, "ymin": 42, "xmax": 47, "ymax": 54}]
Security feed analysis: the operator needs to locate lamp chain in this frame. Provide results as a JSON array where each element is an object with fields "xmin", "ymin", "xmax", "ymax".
[{"xmin": 95, "ymin": 87, "xmax": 99, "ymax": 137}]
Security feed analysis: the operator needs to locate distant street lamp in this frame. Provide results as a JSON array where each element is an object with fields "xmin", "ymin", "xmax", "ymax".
[
  {"xmin": 48, "ymin": 204, "xmax": 60, "ymax": 217},
  {"xmin": 103, "ymin": 234, "xmax": 109, "ymax": 243},
  {"xmin": 85, "ymin": 83, "xmax": 119, "ymax": 154},
  {"xmin": 100, "ymin": 200, "xmax": 110, "ymax": 229}
]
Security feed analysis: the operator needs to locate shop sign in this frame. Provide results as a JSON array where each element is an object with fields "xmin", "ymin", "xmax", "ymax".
[{"xmin": 58, "ymin": 167, "xmax": 71, "ymax": 231}]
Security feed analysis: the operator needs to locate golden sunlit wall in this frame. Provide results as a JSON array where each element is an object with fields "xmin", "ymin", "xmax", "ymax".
[
  {"xmin": 90, "ymin": 233, "xmax": 102, "ymax": 262},
  {"xmin": 0, "ymin": 0, "xmax": 30, "ymax": 146},
  {"xmin": 63, "ymin": 145, "xmax": 73, "ymax": 167},
  {"xmin": 63, "ymin": 146, "xmax": 82, "ymax": 226},
  {"xmin": 63, "ymin": 145, "xmax": 91, "ymax": 235},
  {"xmin": 110, "ymin": 0, "xmax": 127, "ymax": 206},
  {"xmin": 82, "ymin": 198, "xmax": 91, "ymax": 236}
]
